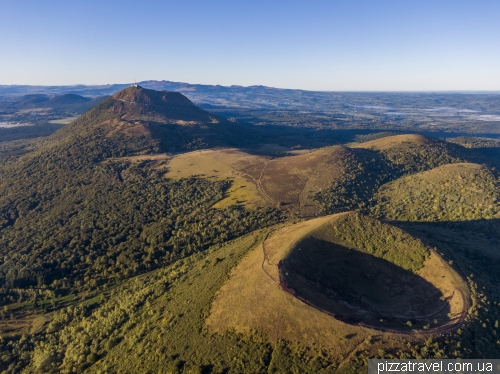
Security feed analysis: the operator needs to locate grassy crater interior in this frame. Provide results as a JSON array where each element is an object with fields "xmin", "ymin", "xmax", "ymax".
[{"xmin": 279, "ymin": 213, "xmax": 464, "ymax": 331}]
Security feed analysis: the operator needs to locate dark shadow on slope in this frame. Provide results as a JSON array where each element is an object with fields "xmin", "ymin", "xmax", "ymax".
[
  {"xmin": 280, "ymin": 237, "xmax": 450, "ymax": 331},
  {"xmin": 391, "ymin": 218, "xmax": 500, "ymax": 284}
]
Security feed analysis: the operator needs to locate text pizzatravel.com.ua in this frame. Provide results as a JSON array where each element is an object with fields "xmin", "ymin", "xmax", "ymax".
[{"xmin": 368, "ymin": 359, "xmax": 500, "ymax": 373}]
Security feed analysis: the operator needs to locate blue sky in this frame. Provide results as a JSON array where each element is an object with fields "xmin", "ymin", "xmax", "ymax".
[{"xmin": 1, "ymin": 0, "xmax": 499, "ymax": 90}]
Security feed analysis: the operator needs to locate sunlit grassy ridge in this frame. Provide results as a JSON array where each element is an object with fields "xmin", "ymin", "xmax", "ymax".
[{"xmin": 163, "ymin": 148, "xmax": 269, "ymax": 210}]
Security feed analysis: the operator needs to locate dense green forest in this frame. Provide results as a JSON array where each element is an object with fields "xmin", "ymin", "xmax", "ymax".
[
  {"xmin": 0, "ymin": 169, "xmax": 278, "ymax": 301},
  {"xmin": 446, "ymin": 136, "xmax": 500, "ymax": 149},
  {"xmin": 371, "ymin": 164, "xmax": 500, "ymax": 221}
]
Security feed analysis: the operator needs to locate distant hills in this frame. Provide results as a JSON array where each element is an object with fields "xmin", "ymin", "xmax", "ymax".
[
  {"xmin": 0, "ymin": 92, "xmax": 107, "ymax": 113},
  {"xmin": 3, "ymin": 80, "xmax": 500, "ymax": 137},
  {"xmin": 2, "ymin": 80, "xmax": 499, "ymax": 112}
]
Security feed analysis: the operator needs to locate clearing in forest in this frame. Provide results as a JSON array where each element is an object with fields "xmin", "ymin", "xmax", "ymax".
[
  {"xmin": 164, "ymin": 146, "xmax": 354, "ymax": 215},
  {"xmin": 164, "ymin": 148, "xmax": 270, "ymax": 209}
]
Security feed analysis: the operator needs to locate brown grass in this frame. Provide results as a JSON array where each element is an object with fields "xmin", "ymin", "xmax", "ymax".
[
  {"xmin": 164, "ymin": 148, "xmax": 270, "ymax": 209},
  {"xmin": 163, "ymin": 146, "xmax": 351, "ymax": 212},
  {"xmin": 108, "ymin": 154, "xmax": 170, "ymax": 163},
  {"xmin": 417, "ymin": 252, "xmax": 465, "ymax": 321},
  {"xmin": 29, "ymin": 315, "xmax": 51, "ymax": 334},
  {"xmin": 353, "ymin": 134, "xmax": 430, "ymax": 150},
  {"xmin": 105, "ymin": 119, "xmax": 152, "ymax": 138},
  {"xmin": 260, "ymin": 146, "xmax": 350, "ymax": 216},
  {"xmin": 0, "ymin": 314, "xmax": 51, "ymax": 336},
  {"xmin": 105, "ymin": 145, "xmax": 357, "ymax": 215}
]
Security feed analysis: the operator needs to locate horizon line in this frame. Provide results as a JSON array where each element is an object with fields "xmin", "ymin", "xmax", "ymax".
[{"xmin": 0, "ymin": 80, "xmax": 499, "ymax": 94}]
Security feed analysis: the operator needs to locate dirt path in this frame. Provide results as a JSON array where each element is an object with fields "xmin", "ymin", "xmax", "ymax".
[
  {"xmin": 261, "ymin": 230, "xmax": 279, "ymax": 284},
  {"xmin": 255, "ymin": 160, "xmax": 279, "ymax": 207},
  {"xmin": 337, "ymin": 337, "xmax": 370, "ymax": 369},
  {"xmin": 255, "ymin": 160, "xmax": 301, "ymax": 219},
  {"xmin": 297, "ymin": 158, "xmax": 327, "ymax": 217}
]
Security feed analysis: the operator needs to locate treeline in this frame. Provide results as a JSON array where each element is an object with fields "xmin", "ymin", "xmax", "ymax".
[
  {"xmin": 447, "ymin": 136, "xmax": 500, "ymax": 149},
  {"xmin": 310, "ymin": 148, "xmax": 394, "ymax": 214},
  {"xmin": 377, "ymin": 139, "xmax": 464, "ymax": 174}
]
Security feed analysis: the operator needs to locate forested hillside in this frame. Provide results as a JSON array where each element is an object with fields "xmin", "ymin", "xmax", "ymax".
[
  {"xmin": 311, "ymin": 135, "xmax": 471, "ymax": 215},
  {"xmin": 0, "ymin": 87, "xmax": 280, "ymax": 340},
  {"xmin": 371, "ymin": 163, "xmax": 500, "ymax": 221}
]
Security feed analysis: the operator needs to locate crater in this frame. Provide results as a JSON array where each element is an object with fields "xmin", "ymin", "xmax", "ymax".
[
  {"xmin": 277, "ymin": 213, "xmax": 467, "ymax": 332},
  {"xmin": 207, "ymin": 212, "xmax": 468, "ymax": 347}
]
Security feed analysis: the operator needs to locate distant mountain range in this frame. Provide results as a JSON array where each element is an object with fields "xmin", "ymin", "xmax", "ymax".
[
  {"xmin": 0, "ymin": 93, "xmax": 106, "ymax": 113},
  {"xmin": 2, "ymin": 80, "xmax": 500, "ymax": 113},
  {"xmin": 0, "ymin": 80, "xmax": 344, "ymax": 110},
  {"xmin": 2, "ymin": 81, "xmax": 500, "ymax": 138}
]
